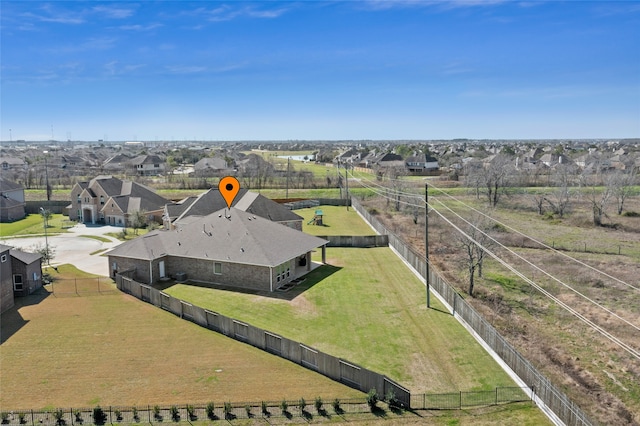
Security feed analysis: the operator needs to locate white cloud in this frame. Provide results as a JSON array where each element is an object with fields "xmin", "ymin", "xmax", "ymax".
[
  {"xmin": 117, "ymin": 23, "xmax": 163, "ymax": 31},
  {"xmin": 92, "ymin": 5, "xmax": 136, "ymax": 19}
]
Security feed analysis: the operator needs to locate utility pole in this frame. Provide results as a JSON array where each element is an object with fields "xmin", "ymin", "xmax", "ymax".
[
  {"xmin": 43, "ymin": 150, "xmax": 51, "ymax": 201},
  {"xmin": 40, "ymin": 208, "xmax": 50, "ymax": 266},
  {"xmin": 345, "ymin": 162, "xmax": 349, "ymax": 211},
  {"xmin": 425, "ymin": 183, "xmax": 430, "ymax": 308},
  {"xmin": 285, "ymin": 157, "xmax": 290, "ymax": 200}
]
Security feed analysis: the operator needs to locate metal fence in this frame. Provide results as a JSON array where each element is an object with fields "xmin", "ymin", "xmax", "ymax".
[
  {"xmin": 115, "ymin": 275, "xmax": 412, "ymax": 408},
  {"xmin": 351, "ymin": 196, "xmax": 594, "ymax": 426},
  {"xmin": 1, "ymin": 388, "xmax": 533, "ymax": 426},
  {"xmin": 46, "ymin": 278, "xmax": 118, "ymax": 295}
]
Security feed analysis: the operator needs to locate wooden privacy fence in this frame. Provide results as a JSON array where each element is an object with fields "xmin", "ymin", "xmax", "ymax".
[
  {"xmin": 318, "ymin": 235, "xmax": 388, "ymax": 248},
  {"xmin": 115, "ymin": 275, "xmax": 411, "ymax": 408},
  {"xmin": 351, "ymin": 196, "xmax": 595, "ymax": 426}
]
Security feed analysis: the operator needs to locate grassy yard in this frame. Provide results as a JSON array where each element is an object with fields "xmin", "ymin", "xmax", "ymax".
[
  {"xmin": 297, "ymin": 206, "xmax": 375, "ymax": 236},
  {"xmin": 0, "ymin": 214, "xmax": 70, "ymax": 237},
  {"xmin": 164, "ymin": 246, "xmax": 516, "ymax": 394},
  {"xmin": 0, "ymin": 282, "xmax": 362, "ymax": 409}
]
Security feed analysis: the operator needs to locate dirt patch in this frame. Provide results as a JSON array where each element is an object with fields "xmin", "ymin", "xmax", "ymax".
[{"xmin": 291, "ymin": 293, "xmax": 319, "ymax": 318}]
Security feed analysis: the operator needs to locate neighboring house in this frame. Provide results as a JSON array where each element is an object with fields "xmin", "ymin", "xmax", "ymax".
[
  {"xmin": 129, "ymin": 154, "xmax": 166, "ymax": 176},
  {"xmin": 69, "ymin": 175, "xmax": 169, "ymax": 226},
  {"xmin": 193, "ymin": 157, "xmax": 231, "ymax": 177},
  {"xmin": 405, "ymin": 153, "xmax": 439, "ymax": 173},
  {"xmin": 107, "ymin": 208, "xmax": 328, "ymax": 292},
  {"xmin": 539, "ymin": 154, "xmax": 574, "ymax": 168},
  {"xmin": 0, "ymin": 156, "xmax": 27, "ymax": 171},
  {"xmin": 0, "ymin": 244, "xmax": 13, "ymax": 313},
  {"xmin": 163, "ymin": 188, "xmax": 304, "ymax": 231},
  {"xmin": 0, "ymin": 244, "xmax": 43, "ymax": 314},
  {"xmin": 0, "ymin": 177, "xmax": 26, "ymax": 222}
]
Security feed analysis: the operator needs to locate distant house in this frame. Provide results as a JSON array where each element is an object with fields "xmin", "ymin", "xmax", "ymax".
[
  {"xmin": 103, "ymin": 153, "xmax": 132, "ymax": 172},
  {"xmin": 164, "ymin": 188, "xmax": 303, "ymax": 231},
  {"xmin": 193, "ymin": 157, "xmax": 231, "ymax": 177},
  {"xmin": 69, "ymin": 175, "xmax": 169, "ymax": 226},
  {"xmin": 107, "ymin": 208, "xmax": 328, "ymax": 292},
  {"xmin": 129, "ymin": 154, "xmax": 166, "ymax": 176},
  {"xmin": 0, "ymin": 177, "xmax": 26, "ymax": 222},
  {"xmin": 405, "ymin": 153, "xmax": 439, "ymax": 173},
  {"xmin": 0, "ymin": 156, "xmax": 27, "ymax": 171},
  {"xmin": 0, "ymin": 243, "xmax": 43, "ymax": 314},
  {"xmin": 539, "ymin": 154, "xmax": 574, "ymax": 168}
]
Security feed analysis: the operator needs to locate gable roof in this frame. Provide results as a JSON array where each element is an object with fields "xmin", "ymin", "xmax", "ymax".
[
  {"xmin": 172, "ymin": 188, "xmax": 302, "ymax": 224},
  {"xmin": 108, "ymin": 207, "xmax": 327, "ymax": 267},
  {"xmin": 0, "ymin": 177, "xmax": 23, "ymax": 193},
  {"xmin": 10, "ymin": 248, "xmax": 42, "ymax": 265}
]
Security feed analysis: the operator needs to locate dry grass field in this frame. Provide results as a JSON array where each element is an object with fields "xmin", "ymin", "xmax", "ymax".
[
  {"xmin": 359, "ymin": 184, "xmax": 640, "ymax": 426},
  {"xmin": 0, "ymin": 289, "xmax": 363, "ymax": 409}
]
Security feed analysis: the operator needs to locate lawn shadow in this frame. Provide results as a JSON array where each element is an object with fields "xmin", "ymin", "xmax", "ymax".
[
  {"xmin": 372, "ymin": 406, "xmax": 387, "ymax": 418},
  {"xmin": 158, "ymin": 264, "xmax": 342, "ymax": 302},
  {"xmin": 0, "ymin": 288, "xmax": 50, "ymax": 344}
]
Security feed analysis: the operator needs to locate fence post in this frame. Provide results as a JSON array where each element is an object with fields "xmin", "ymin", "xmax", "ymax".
[
  {"xmin": 148, "ymin": 405, "xmax": 151, "ymax": 423},
  {"xmin": 75, "ymin": 278, "xmax": 78, "ymax": 295},
  {"xmin": 30, "ymin": 410, "xmax": 34, "ymax": 426},
  {"xmin": 459, "ymin": 391, "xmax": 462, "ymax": 409},
  {"xmin": 495, "ymin": 387, "xmax": 498, "ymax": 405},
  {"xmin": 70, "ymin": 408, "xmax": 74, "ymax": 426}
]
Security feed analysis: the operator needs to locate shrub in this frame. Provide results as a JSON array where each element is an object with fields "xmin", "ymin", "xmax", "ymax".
[
  {"xmin": 622, "ymin": 210, "xmax": 640, "ymax": 217},
  {"xmin": 205, "ymin": 402, "xmax": 216, "ymax": 420},
  {"xmin": 186, "ymin": 405, "xmax": 195, "ymax": 420},
  {"xmin": 366, "ymin": 389, "xmax": 378, "ymax": 411},
  {"xmin": 298, "ymin": 398, "xmax": 306, "ymax": 414},
  {"xmin": 386, "ymin": 389, "xmax": 401, "ymax": 410},
  {"xmin": 132, "ymin": 408, "xmax": 139, "ymax": 423},
  {"xmin": 331, "ymin": 398, "xmax": 341, "ymax": 414},
  {"xmin": 18, "ymin": 413, "xmax": 26, "ymax": 424},
  {"xmin": 53, "ymin": 409, "xmax": 64, "ymax": 426},
  {"xmin": 261, "ymin": 401, "xmax": 269, "ymax": 416},
  {"xmin": 152, "ymin": 405, "xmax": 161, "ymax": 420},
  {"xmin": 114, "ymin": 409, "xmax": 122, "ymax": 422},
  {"xmin": 170, "ymin": 406, "xmax": 179, "ymax": 422},
  {"xmin": 223, "ymin": 402, "xmax": 233, "ymax": 420},
  {"xmin": 93, "ymin": 406, "xmax": 106, "ymax": 425},
  {"xmin": 244, "ymin": 405, "xmax": 251, "ymax": 417},
  {"xmin": 280, "ymin": 400, "xmax": 288, "ymax": 415},
  {"xmin": 73, "ymin": 410, "xmax": 82, "ymax": 423},
  {"xmin": 314, "ymin": 397, "xmax": 323, "ymax": 414}
]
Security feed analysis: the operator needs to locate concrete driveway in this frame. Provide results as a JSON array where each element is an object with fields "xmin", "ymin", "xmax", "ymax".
[{"xmin": 1, "ymin": 223, "xmax": 124, "ymax": 277}]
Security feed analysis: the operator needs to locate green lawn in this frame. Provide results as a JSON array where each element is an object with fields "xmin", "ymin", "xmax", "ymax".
[
  {"xmin": 298, "ymin": 206, "xmax": 375, "ymax": 236},
  {"xmin": 0, "ymin": 214, "xmax": 69, "ymax": 237},
  {"xmin": 164, "ymin": 247, "xmax": 516, "ymax": 394}
]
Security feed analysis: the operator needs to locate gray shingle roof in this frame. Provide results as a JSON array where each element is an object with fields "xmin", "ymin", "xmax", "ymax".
[
  {"xmin": 10, "ymin": 248, "xmax": 42, "ymax": 264},
  {"xmin": 174, "ymin": 188, "xmax": 302, "ymax": 224},
  {"xmin": 107, "ymin": 207, "xmax": 327, "ymax": 267}
]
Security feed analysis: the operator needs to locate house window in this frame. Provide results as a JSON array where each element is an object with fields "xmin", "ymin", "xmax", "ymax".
[
  {"xmin": 13, "ymin": 275, "xmax": 23, "ymax": 291},
  {"xmin": 100, "ymin": 195, "xmax": 105, "ymax": 205},
  {"xmin": 77, "ymin": 194, "xmax": 81, "ymax": 202},
  {"xmin": 214, "ymin": 262, "xmax": 222, "ymax": 275},
  {"xmin": 154, "ymin": 164, "xmax": 159, "ymax": 168},
  {"xmin": 1, "ymin": 254, "xmax": 6, "ymax": 262},
  {"xmin": 77, "ymin": 209, "xmax": 81, "ymax": 219}
]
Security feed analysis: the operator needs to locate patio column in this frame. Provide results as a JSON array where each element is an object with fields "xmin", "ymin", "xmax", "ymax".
[{"xmin": 322, "ymin": 245, "xmax": 326, "ymax": 264}]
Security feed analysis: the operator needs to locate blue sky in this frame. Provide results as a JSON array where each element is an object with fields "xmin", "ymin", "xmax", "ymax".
[{"xmin": 1, "ymin": 1, "xmax": 639, "ymax": 141}]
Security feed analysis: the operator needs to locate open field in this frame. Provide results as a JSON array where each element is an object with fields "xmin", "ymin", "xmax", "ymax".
[
  {"xmin": 163, "ymin": 246, "xmax": 516, "ymax": 394},
  {"xmin": 0, "ymin": 288, "xmax": 362, "ymax": 409},
  {"xmin": 358, "ymin": 184, "xmax": 640, "ymax": 425}
]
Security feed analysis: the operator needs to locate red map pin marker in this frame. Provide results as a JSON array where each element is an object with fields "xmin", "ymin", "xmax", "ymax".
[{"xmin": 219, "ymin": 176, "xmax": 240, "ymax": 209}]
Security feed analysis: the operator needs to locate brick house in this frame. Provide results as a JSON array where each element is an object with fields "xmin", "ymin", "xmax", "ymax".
[
  {"xmin": 0, "ymin": 244, "xmax": 13, "ymax": 313},
  {"xmin": 107, "ymin": 208, "xmax": 327, "ymax": 292},
  {"xmin": 129, "ymin": 154, "xmax": 166, "ymax": 176},
  {"xmin": 69, "ymin": 175, "xmax": 169, "ymax": 226},
  {"xmin": 163, "ymin": 188, "xmax": 303, "ymax": 231}
]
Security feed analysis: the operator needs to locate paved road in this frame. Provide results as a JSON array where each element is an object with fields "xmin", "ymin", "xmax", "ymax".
[{"xmin": 1, "ymin": 224, "xmax": 124, "ymax": 277}]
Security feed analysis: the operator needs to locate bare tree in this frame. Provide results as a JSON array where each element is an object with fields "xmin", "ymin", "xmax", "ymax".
[
  {"xmin": 130, "ymin": 209, "xmax": 148, "ymax": 235},
  {"xmin": 482, "ymin": 154, "xmax": 513, "ymax": 207},
  {"xmin": 544, "ymin": 164, "xmax": 576, "ymax": 218},
  {"xmin": 456, "ymin": 219, "xmax": 495, "ymax": 296},
  {"xmin": 581, "ymin": 172, "xmax": 613, "ymax": 227},
  {"xmin": 610, "ymin": 168, "xmax": 637, "ymax": 215}
]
